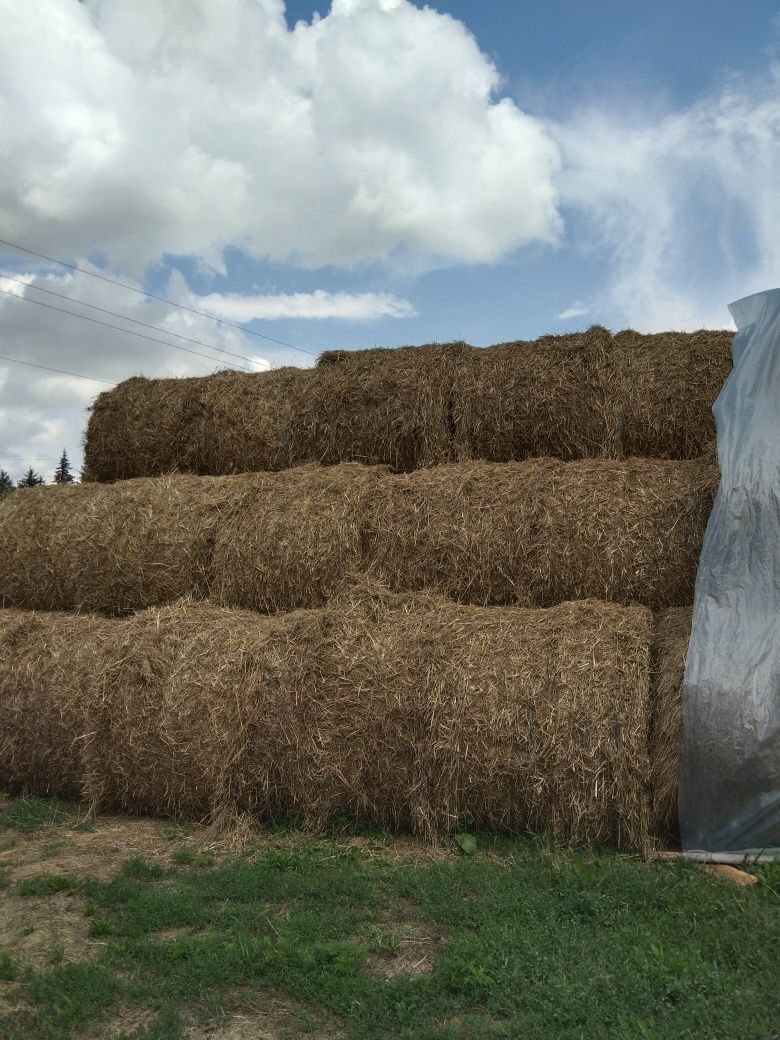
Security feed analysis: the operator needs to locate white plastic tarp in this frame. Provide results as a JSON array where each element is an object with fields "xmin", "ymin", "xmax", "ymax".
[{"xmin": 679, "ymin": 288, "xmax": 780, "ymax": 857}]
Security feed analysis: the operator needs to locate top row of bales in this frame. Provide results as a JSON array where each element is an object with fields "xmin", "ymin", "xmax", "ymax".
[{"xmin": 84, "ymin": 326, "xmax": 733, "ymax": 481}]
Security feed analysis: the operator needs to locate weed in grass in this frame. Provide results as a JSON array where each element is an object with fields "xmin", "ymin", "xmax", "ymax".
[
  {"xmin": 121, "ymin": 858, "xmax": 165, "ymax": 882},
  {"xmin": 49, "ymin": 944, "xmax": 65, "ymax": 965},
  {"xmin": 171, "ymin": 847, "xmax": 215, "ymax": 869},
  {"xmin": 16, "ymin": 874, "xmax": 78, "ymax": 897},
  {"xmin": 0, "ymin": 796, "xmax": 74, "ymax": 833},
  {"xmin": 0, "ymin": 867, "xmax": 9, "ymax": 890},
  {"xmin": 0, "ymin": 951, "xmax": 17, "ymax": 981}
]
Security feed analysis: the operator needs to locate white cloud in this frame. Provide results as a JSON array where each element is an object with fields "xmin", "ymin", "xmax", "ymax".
[
  {"xmin": 556, "ymin": 302, "xmax": 590, "ymax": 321},
  {"xmin": 0, "ymin": 0, "xmax": 561, "ymax": 273},
  {"xmin": 195, "ymin": 288, "xmax": 415, "ymax": 320},
  {"xmin": 555, "ymin": 65, "xmax": 780, "ymax": 331}
]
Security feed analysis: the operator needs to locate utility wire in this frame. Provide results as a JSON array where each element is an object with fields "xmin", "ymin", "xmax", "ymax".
[
  {"xmin": 1, "ymin": 272, "xmax": 266, "ymax": 369},
  {"xmin": 0, "ymin": 350, "xmax": 115, "ymax": 385},
  {"xmin": 0, "ymin": 237, "xmax": 319, "ymax": 358},
  {"xmin": 0, "ymin": 288, "xmax": 252, "ymax": 372}
]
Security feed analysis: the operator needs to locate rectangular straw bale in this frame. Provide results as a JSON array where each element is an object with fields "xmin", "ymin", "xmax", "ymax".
[
  {"xmin": 297, "ymin": 583, "xmax": 654, "ymax": 849},
  {"xmin": 81, "ymin": 599, "xmax": 331, "ymax": 824},
  {"xmin": 83, "ymin": 367, "xmax": 313, "ymax": 482},
  {"xmin": 452, "ymin": 327, "xmax": 612, "ymax": 462},
  {"xmin": 364, "ymin": 459, "xmax": 718, "ymax": 609},
  {"xmin": 290, "ymin": 342, "xmax": 467, "ymax": 470},
  {"xmin": 602, "ymin": 330, "xmax": 733, "ymax": 458},
  {"xmin": 209, "ymin": 464, "xmax": 388, "ymax": 613},
  {"xmin": 0, "ymin": 609, "xmax": 107, "ymax": 799},
  {"xmin": 0, "ymin": 476, "xmax": 236, "ymax": 614},
  {"xmin": 539, "ymin": 459, "xmax": 718, "ymax": 609},
  {"xmin": 650, "ymin": 607, "xmax": 692, "ymax": 837}
]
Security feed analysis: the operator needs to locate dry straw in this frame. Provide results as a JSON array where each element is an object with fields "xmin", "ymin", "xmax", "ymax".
[
  {"xmin": 0, "ymin": 460, "xmax": 717, "ymax": 615},
  {"xmin": 82, "ymin": 329, "xmax": 733, "ymax": 480},
  {"xmin": 650, "ymin": 606, "xmax": 692, "ymax": 836},
  {"xmin": 0, "ymin": 590, "xmax": 655, "ymax": 850}
]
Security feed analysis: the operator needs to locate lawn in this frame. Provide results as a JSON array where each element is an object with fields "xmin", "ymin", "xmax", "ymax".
[{"xmin": 0, "ymin": 794, "xmax": 777, "ymax": 1039}]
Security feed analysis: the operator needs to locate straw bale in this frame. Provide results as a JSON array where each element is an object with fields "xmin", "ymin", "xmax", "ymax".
[
  {"xmin": 277, "ymin": 584, "xmax": 654, "ymax": 848},
  {"xmin": 539, "ymin": 459, "xmax": 718, "ymax": 609},
  {"xmin": 83, "ymin": 367, "xmax": 313, "ymax": 482},
  {"xmin": 81, "ymin": 600, "xmax": 330, "ymax": 823},
  {"xmin": 209, "ymin": 464, "xmax": 388, "ymax": 613},
  {"xmin": 0, "ymin": 592, "xmax": 654, "ymax": 849},
  {"xmin": 649, "ymin": 607, "xmax": 692, "ymax": 837},
  {"xmin": 0, "ymin": 609, "xmax": 107, "ymax": 799},
  {"xmin": 364, "ymin": 459, "xmax": 718, "ymax": 609},
  {"xmin": 0, "ymin": 476, "xmax": 236, "ymax": 614},
  {"xmin": 602, "ymin": 330, "xmax": 733, "ymax": 458},
  {"xmin": 291, "ymin": 342, "xmax": 467, "ymax": 470},
  {"xmin": 452, "ymin": 327, "xmax": 613, "ymax": 462}
]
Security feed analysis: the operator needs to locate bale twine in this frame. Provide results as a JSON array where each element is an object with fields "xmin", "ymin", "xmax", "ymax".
[
  {"xmin": 649, "ymin": 607, "xmax": 692, "ymax": 837},
  {"xmin": 0, "ymin": 460, "xmax": 718, "ymax": 615}
]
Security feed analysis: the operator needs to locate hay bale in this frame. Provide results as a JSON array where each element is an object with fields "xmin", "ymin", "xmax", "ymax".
[
  {"xmin": 603, "ymin": 330, "xmax": 733, "ymax": 458},
  {"xmin": 209, "ymin": 464, "xmax": 388, "ymax": 613},
  {"xmin": 650, "ymin": 607, "xmax": 692, "ymax": 837},
  {"xmin": 452, "ymin": 327, "xmax": 613, "ymax": 462},
  {"xmin": 0, "ymin": 476, "xmax": 235, "ymax": 614},
  {"xmin": 83, "ymin": 367, "xmax": 313, "ymax": 482},
  {"xmin": 0, "ymin": 592, "xmax": 654, "ymax": 849},
  {"xmin": 291, "ymin": 342, "xmax": 467, "ymax": 470},
  {"xmin": 0, "ymin": 609, "xmax": 107, "ymax": 799},
  {"xmin": 364, "ymin": 459, "xmax": 718, "ymax": 609},
  {"xmin": 540, "ymin": 459, "xmax": 718, "ymax": 609},
  {"xmin": 81, "ymin": 599, "xmax": 331, "ymax": 824}
]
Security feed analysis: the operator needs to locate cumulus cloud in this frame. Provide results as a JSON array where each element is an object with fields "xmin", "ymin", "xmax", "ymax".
[
  {"xmin": 0, "ymin": 0, "xmax": 561, "ymax": 273},
  {"xmin": 555, "ymin": 65, "xmax": 780, "ymax": 331}
]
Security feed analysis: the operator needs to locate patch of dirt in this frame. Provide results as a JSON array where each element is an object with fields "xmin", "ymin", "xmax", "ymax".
[
  {"xmin": 0, "ymin": 887, "xmax": 96, "ymax": 985},
  {"xmin": 366, "ymin": 903, "xmax": 446, "ymax": 978},
  {"xmin": 182, "ymin": 996, "xmax": 343, "ymax": 1039},
  {"xmin": 82, "ymin": 1006, "xmax": 157, "ymax": 1039}
]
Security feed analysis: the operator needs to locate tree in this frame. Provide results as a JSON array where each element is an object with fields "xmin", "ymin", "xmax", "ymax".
[
  {"xmin": 17, "ymin": 467, "xmax": 44, "ymax": 488},
  {"xmin": 0, "ymin": 469, "xmax": 13, "ymax": 500},
  {"xmin": 53, "ymin": 449, "xmax": 75, "ymax": 484}
]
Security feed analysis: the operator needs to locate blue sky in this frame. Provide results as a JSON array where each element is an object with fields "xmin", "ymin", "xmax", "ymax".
[{"xmin": 0, "ymin": 0, "xmax": 778, "ymax": 478}]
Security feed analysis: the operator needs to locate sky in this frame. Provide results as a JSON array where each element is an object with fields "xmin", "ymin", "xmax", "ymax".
[{"xmin": 0, "ymin": 0, "xmax": 778, "ymax": 482}]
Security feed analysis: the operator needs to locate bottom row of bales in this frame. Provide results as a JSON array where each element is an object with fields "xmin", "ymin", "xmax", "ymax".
[{"xmin": 0, "ymin": 582, "xmax": 691, "ymax": 854}]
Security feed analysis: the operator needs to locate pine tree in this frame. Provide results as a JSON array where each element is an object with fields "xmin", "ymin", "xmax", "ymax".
[
  {"xmin": 53, "ymin": 449, "xmax": 75, "ymax": 484},
  {"xmin": 0, "ymin": 469, "xmax": 13, "ymax": 500},
  {"xmin": 17, "ymin": 467, "xmax": 44, "ymax": 488}
]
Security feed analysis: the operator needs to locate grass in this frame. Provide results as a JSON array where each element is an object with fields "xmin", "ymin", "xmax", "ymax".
[{"xmin": 0, "ymin": 796, "xmax": 778, "ymax": 1040}]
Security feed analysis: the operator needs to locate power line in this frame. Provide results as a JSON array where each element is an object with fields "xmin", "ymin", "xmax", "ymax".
[
  {"xmin": 0, "ymin": 350, "xmax": 114, "ymax": 385},
  {"xmin": 1, "ymin": 272, "xmax": 266, "ymax": 369},
  {"xmin": 0, "ymin": 237, "xmax": 319, "ymax": 358},
  {"xmin": 0, "ymin": 288, "xmax": 251, "ymax": 373}
]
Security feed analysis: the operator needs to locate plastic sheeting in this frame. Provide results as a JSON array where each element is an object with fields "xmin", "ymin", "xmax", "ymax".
[{"xmin": 679, "ymin": 289, "xmax": 780, "ymax": 857}]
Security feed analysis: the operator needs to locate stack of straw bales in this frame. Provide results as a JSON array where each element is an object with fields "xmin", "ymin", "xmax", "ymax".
[
  {"xmin": 0, "ymin": 459, "xmax": 717, "ymax": 614},
  {"xmin": 82, "ymin": 328, "xmax": 733, "ymax": 480},
  {"xmin": 0, "ymin": 324, "xmax": 732, "ymax": 849}
]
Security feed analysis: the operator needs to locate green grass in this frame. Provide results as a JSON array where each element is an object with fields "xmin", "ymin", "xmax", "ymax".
[
  {"xmin": 1, "ymin": 802, "xmax": 778, "ymax": 1040},
  {"xmin": 0, "ymin": 795, "xmax": 76, "ymax": 833}
]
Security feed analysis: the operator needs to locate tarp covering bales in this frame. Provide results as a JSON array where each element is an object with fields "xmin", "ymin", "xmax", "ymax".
[
  {"xmin": 680, "ymin": 290, "xmax": 780, "ymax": 857},
  {"xmin": 0, "ymin": 589, "xmax": 666, "ymax": 850},
  {"xmin": 0, "ymin": 459, "xmax": 718, "ymax": 615},
  {"xmin": 82, "ymin": 329, "xmax": 733, "ymax": 480}
]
